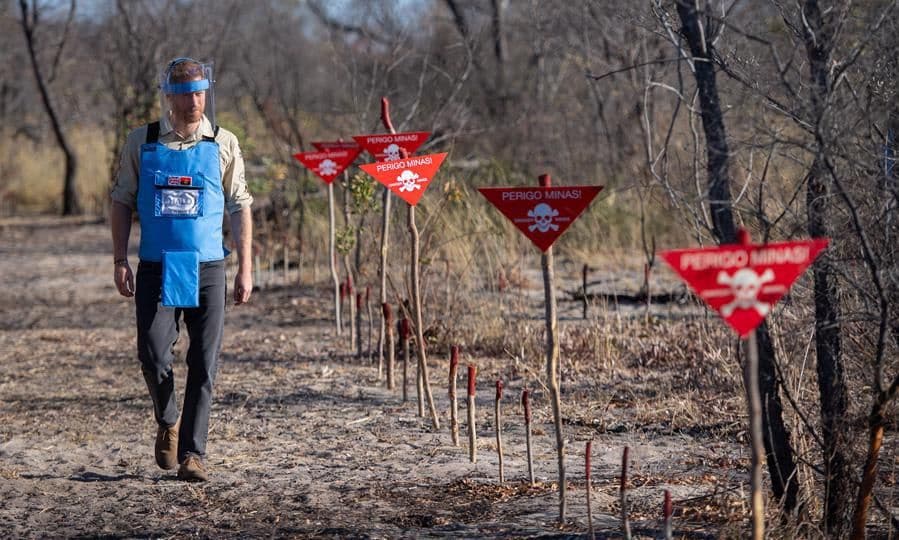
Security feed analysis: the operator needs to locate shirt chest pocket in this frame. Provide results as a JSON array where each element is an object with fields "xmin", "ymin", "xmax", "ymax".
[{"xmin": 153, "ymin": 171, "xmax": 208, "ymax": 218}]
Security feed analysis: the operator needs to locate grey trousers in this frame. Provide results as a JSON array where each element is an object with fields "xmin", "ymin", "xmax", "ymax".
[{"xmin": 135, "ymin": 259, "xmax": 226, "ymax": 461}]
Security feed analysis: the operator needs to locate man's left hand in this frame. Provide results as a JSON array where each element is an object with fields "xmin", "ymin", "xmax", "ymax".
[{"xmin": 233, "ymin": 271, "xmax": 252, "ymax": 305}]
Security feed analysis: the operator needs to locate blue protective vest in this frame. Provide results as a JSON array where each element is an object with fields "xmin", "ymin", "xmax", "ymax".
[{"xmin": 136, "ymin": 124, "xmax": 225, "ymax": 263}]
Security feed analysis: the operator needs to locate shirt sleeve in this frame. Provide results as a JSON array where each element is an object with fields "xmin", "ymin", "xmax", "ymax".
[
  {"xmin": 219, "ymin": 130, "xmax": 253, "ymax": 214},
  {"xmin": 110, "ymin": 127, "xmax": 145, "ymax": 210}
]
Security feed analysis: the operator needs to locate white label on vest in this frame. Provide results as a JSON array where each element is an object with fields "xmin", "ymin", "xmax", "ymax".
[{"xmin": 159, "ymin": 189, "xmax": 200, "ymax": 216}]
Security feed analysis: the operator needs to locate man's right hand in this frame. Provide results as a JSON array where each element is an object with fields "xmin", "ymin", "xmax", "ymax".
[{"xmin": 114, "ymin": 262, "xmax": 134, "ymax": 297}]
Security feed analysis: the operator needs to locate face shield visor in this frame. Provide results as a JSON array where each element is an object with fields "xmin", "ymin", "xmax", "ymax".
[{"xmin": 159, "ymin": 57, "xmax": 216, "ymax": 129}]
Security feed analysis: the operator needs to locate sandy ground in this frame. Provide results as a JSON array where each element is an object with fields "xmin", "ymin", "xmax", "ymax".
[{"xmin": 0, "ymin": 217, "xmax": 751, "ymax": 539}]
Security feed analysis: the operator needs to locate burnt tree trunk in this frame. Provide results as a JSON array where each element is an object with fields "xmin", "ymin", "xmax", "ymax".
[
  {"xmin": 19, "ymin": 0, "xmax": 81, "ymax": 215},
  {"xmin": 801, "ymin": 1, "xmax": 852, "ymax": 534},
  {"xmin": 677, "ymin": 0, "xmax": 799, "ymax": 512},
  {"xmin": 489, "ymin": 0, "xmax": 508, "ymax": 117}
]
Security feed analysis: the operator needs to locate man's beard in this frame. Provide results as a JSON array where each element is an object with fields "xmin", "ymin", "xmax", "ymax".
[{"xmin": 180, "ymin": 109, "xmax": 202, "ymax": 123}]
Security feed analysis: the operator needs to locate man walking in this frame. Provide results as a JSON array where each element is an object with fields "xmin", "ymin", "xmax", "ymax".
[{"xmin": 110, "ymin": 57, "xmax": 253, "ymax": 482}]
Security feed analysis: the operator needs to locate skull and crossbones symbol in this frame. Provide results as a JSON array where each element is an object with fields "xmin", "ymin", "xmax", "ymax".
[
  {"xmin": 528, "ymin": 203, "xmax": 559, "ymax": 232},
  {"xmin": 384, "ymin": 144, "xmax": 402, "ymax": 161},
  {"xmin": 717, "ymin": 268, "xmax": 775, "ymax": 317},
  {"xmin": 393, "ymin": 170, "xmax": 424, "ymax": 192},
  {"xmin": 318, "ymin": 159, "xmax": 338, "ymax": 176}
]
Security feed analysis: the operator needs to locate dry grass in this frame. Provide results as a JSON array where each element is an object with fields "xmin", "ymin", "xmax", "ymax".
[{"xmin": 0, "ymin": 126, "xmax": 113, "ymax": 216}]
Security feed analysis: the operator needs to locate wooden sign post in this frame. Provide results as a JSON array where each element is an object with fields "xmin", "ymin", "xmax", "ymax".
[
  {"xmin": 293, "ymin": 147, "xmax": 361, "ymax": 336},
  {"xmin": 660, "ymin": 230, "xmax": 828, "ymax": 539},
  {"xmin": 479, "ymin": 174, "xmax": 602, "ymax": 523},
  {"xmin": 359, "ymin": 100, "xmax": 442, "ymax": 430}
]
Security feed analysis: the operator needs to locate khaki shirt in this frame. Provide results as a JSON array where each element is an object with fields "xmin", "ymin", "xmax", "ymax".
[{"xmin": 111, "ymin": 115, "xmax": 253, "ymax": 214}]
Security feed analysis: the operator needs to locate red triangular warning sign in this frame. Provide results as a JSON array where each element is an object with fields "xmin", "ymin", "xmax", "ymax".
[
  {"xmin": 359, "ymin": 153, "xmax": 447, "ymax": 206},
  {"xmin": 311, "ymin": 140, "xmax": 361, "ymax": 152},
  {"xmin": 353, "ymin": 132, "xmax": 430, "ymax": 161},
  {"xmin": 478, "ymin": 186, "xmax": 603, "ymax": 252},
  {"xmin": 659, "ymin": 238, "xmax": 829, "ymax": 337},
  {"xmin": 293, "ymin": 148, "xmax": 362, "ymax": 184}
]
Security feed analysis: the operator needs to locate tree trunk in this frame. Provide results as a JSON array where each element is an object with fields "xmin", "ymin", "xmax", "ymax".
[
  {"xmin": 489, "ymin": 0, "xmax": 508, "ymax": 117},
  {"xmin": 675, "ymin": 1, "xmax": 735, "ymax": 244},
  {"xmin": 677, "ymin": 0, "xmax": 799, "ymax": 512},
  {"xmin": 756, "ymin": 322, "xmax": 799, "ymax": 510},
  {"xmin": 801, "ymin": 1, "xmax": 852, "ymax": 534},
  {"xmin": 19, "ymin": 0, "xmax": 81, "ymax": 215},
  {"xmin": 851, "ymin": 407, "xmax": 885, "ymax": 540}
]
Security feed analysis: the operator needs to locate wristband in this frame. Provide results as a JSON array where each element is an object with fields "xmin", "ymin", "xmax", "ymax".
[{"xmin": 114, "ymin": 258, "xmax": 129, "ymax": 266}]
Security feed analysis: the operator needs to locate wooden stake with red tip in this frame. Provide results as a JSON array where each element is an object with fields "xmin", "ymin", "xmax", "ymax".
[
  {"xmin": 663, "ymin": 489, "xmax": 673, "ymax": 540},
  {"xmin": 586, "ymin": 440, "xmax": 594, "ymax": 540},
  {"xmin": 522, "ymin": 389, "xmax": 535, "ymax": 486},
  {"xmin": 621, "ymin": 446, "xmax": 632, "ymax": 540},
  {"xmin": 449, "ymin": 346, "xmax": 460, "ymax": 446},
  {"xmin": 399, "ymin": 316, "xmax": 412, "ymax": 405},
  {"xmin": 467, "ymin": 364, "xmax": 477, "ymax": 463},
  {"xmin": 643, "ymin": 262, "xmax": 652, "ymax": 324},
  {"xmin": 382, "ymin": 303, "xmax": 395, "ymax": 390},
  {"xmin": 283, "ymin": 234, "xmax": 289, "ymax": 284},
  {"xmin": 495, "ymin": 380, "xmax": 505, "ymax": 483},
  {"xmin": 355, "ymin": 292, "xmax": 363, "ymax": 358},
  {"xmin": 365, "ymin": 285, "xmax": 373, "ymax": 363},
  {"xmin": 582, "ymin": 264, "xmax": 589, "ymax": 319}
]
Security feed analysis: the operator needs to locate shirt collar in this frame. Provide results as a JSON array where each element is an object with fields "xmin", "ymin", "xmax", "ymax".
[{"xmin": 159, "ymin": 113, "xmax": 214, "ymax": 141}]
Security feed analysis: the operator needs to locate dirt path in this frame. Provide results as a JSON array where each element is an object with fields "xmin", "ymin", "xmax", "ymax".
[{"xmin": 0, "ymin": 218, "xmax": 745, "ymax": 538}]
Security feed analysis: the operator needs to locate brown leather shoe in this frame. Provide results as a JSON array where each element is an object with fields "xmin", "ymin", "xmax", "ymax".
[
  {"xmin": 154, "ymin": 421, "xmax": 179, "ymax": 470},
  {"xmin": 177, "ymin": 454, "xmax": 208, "ymax": 482}
]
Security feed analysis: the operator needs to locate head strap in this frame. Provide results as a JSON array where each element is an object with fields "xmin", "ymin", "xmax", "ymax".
[{"xmin": 163, "ymin": 79, "xmax": 209, "ymax": 95}]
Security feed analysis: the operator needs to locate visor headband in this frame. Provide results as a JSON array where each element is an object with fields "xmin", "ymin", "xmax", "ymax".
[{"xmin": 164, "ymin": 79, "xmax": 209, "ymax": 94}]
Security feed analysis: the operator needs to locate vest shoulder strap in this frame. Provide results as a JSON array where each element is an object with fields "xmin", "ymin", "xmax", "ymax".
[
  {"xmin": 202, "ymin": 125, "xmax": 220, "ymax": 143},
  {"xmin": 145, "ymin": 121, "xmax": 160, "ymax": 144}
]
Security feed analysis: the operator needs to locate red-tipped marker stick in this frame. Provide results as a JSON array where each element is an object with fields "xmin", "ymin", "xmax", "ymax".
[
  {"xmin": 495, "ymin": 380, "xmax": 505, "ymax": 483},
  {"xmin": 355, "ymin": 292, "xmax": 363, "ymax": 358},
  {"xmin": 399, "ymin": 317, "xmax": 412, "ymax": 406},
  {"xmin": 643, "ymin": 262, "xmax": 652, "ymax": 324},
  {"xmin": 523, "ymin": 389, "xmax": 535, "ymax": 485},
  {"xmin": 621, "ymin": 446, "xmax": 632, "ymax": 540},
  {"xmin": 663, "ymin": 489, "xmax": 673, "ymax": 540},
  {"xmin": 382, "ymin": 303, "xmax": 395, "ymax": 390},
  {"xmin": 365, "ymin": 285, "xmax": 373, "ymax": 363},
  {"xmin": 380, "ymin": 97, "xmax": 394, "ymax": 133},
  {"xmin": 467, "ymin": 364, "xmax": 477, "ymax": 463},
  {"xmin": 586, "ymin": 440, "xmax": 594, "ymax": 539},
  {"xmin": 449, "ymin": 346, "xmax": 460, "ymax": 446},
  {"xmin": 582, "ymin": 264, "xmax": 589, "ymax": 319}
]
